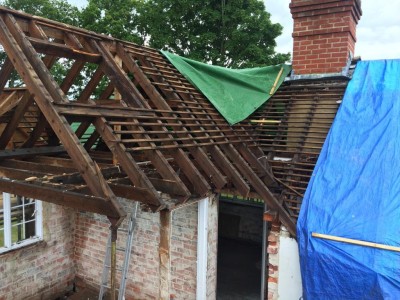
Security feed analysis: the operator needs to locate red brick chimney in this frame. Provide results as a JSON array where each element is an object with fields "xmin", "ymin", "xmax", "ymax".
[{"xmin": 290, "ymin": 0, "xmax": 362, "ymax": 75}]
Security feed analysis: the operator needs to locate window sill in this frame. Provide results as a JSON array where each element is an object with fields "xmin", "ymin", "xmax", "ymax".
[{"xmin": 0, "ymin": 238, "xmax": 45, "ymax": 256}]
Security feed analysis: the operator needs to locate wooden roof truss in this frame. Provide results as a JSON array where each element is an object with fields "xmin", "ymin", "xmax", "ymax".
[{"xmin": 0, "ymin": 7, "xmax": 298, "ymax": 234}]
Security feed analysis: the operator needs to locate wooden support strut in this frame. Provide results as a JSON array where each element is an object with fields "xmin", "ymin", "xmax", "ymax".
[
  {"xmin": 0, "ymin": 13, "xmax": 125, "ymax": 221},
  {"xmin": 139, "ymin": 50, "xmax": 295, "ymax": 233},
  {"xmin": 71, "ymin": 43, "xmax": 188, "ymax": 202},
  {"xmin": 159, "ymin": 210, "xmax": 171, "ymax": 300},
  {"xmin": 118, "ymin": 46, "xmax": 227, "ymax": 191},
  {"xmin": 312, "ymin": 233, "xmax": 400, "ymax": 253},
  {"xmin": 0, "ymin": 178, "xmax": 121, "ymax": 218},
  {"xmin": 95, "ymin": 41, "xmax": 210, "ymax": 198},
  {"xmin": 115, "ymin": 45, "xmax": 214, "ymax": 196},
  {"xmin": 0, "ymin": 56, "xmax": 56, "ymax": 149},
  {"xmin": 148, "ymin": 60, "xmax": 290, "ymax": 227},
  {"xmin": 73, "ymin": 75, "xmax": 187, "ymax": 200},
  {"xmin": 132, "ymin": 48, "xmax": 253, "ymax": 196},
  {"xmin": 0, "ymin": 57, "xmax": 14, "ymax": 91}
]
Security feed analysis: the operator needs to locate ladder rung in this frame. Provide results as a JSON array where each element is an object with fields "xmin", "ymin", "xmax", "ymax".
[
  {"xmin": 101, "ymin": 284, "xmax": 120, "ymax": 291},
  {"xmin": 100, "ymin": 204, "xmax": 138, "ymax": 298},
  {"xmin": 107, "ymin": 245, "xmax": 127, "ymax": 251},
  {"xmin": 104, "ymin": 265, "xmax": 123, "ymax": 271}
]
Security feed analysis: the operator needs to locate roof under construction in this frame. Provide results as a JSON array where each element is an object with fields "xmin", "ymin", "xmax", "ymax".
[{"xmin": 0, "ymin": 7, "xmax": 348, "ymax": 236}]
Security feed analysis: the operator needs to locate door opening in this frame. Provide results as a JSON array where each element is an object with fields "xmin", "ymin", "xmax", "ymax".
[{"xmin": 216, "ymin": 195, "xmax": 265, "ymax": 299}]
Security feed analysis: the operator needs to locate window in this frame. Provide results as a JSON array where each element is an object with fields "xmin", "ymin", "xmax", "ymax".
[{"xmin": 0, "ymin": 193, "xmax": 43, "ymax": 253}]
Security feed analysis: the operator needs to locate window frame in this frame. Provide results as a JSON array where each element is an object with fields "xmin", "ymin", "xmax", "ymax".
[{"xmin": 0, "ymin": 192, "xmax": 43, "ymax": 254}]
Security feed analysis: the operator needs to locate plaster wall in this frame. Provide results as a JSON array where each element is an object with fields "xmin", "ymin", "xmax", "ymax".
[{"xmin": 277, "ymin": 230, "xmax": 302, "ymax": 300}]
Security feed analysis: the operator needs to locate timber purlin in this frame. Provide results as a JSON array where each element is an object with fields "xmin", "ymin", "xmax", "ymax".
[
  {"xmin": 0, "ymin": 7, "xmax": 346, "ymax": 236},
  {"xmin": 247, "ymin": 79, "xmax": 348, "ymax": 219}
]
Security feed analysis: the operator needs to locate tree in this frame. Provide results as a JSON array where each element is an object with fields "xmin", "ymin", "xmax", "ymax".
[
  {"xmin": 138, "ymin": 0, "xmax": 290, "ymax": 68},
  {"xmin": 1, "ymin": 0, "xmax": 289, "ymax": 70},
  {"xmin": 0, "ymin": 0, "xmax": 81, "ymax": 90},
  {"xmin": 2, "ymin": 0, "xmax": 80, "ymax": 26},
  {"xmin": 80, "ymin": 0, "xmax": 144, "ymax": 44}
]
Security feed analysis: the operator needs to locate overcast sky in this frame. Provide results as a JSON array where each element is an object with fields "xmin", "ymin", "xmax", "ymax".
[
  {"xmin": 68, "ymin": 0, "xmax": 399, "ymax": 61},
  {"xmin": 265, "ymin": 0, "xmax": 400, "ymax": 60}
]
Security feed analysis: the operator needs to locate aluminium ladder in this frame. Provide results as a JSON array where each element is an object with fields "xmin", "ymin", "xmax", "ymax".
[{"xmin": 99, "ymin": 202, "xmax": 139, "ymax": 300}]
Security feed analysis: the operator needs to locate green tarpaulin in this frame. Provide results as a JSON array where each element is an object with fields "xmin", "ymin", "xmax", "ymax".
[{"xmin": 162, "ymin": 51, "xmax": 291, "ymax": 125}]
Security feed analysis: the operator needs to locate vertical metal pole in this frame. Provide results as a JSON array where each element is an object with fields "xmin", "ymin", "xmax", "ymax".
[{"xmin": 110, "ymin": 227, "xmax": 118, "ymax": 300}]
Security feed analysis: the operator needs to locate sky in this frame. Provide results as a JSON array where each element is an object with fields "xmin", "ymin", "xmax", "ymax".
[
  {"xmin": 67, "ymin": 0, "xmax": 400, "ymax": 61},
  {"xmin": 265, "ymin": 0, "xmax": 400, "ymax": 60}
]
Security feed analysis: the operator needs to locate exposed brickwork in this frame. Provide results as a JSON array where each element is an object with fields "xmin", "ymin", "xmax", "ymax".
[
  {"xmin": 75, "ymin": 200, "xmax": 162, "ymax": 299},
  {"xmin": 0, "ymin": 203, "xmax": 75, "ymax": 299},
  {"xmin": 74, "ymin": 196, "xmax": 219, "ymax": 299},
  {"xmin": 1, "ymin": 196, "xmax": 219, "ymax": 299},
  {"xmin": 290, "ymin": 0, "xmax": 362, "ymax": 74},
  {"xmin": 170, "ymin": 202, "xmax": 198, "ymax": 299},
  {"xmin": 266, "ymin": 221, "xmax": 281, "ymax": 300}
]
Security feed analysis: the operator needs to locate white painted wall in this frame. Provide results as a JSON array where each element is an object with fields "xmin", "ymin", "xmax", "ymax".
[
  {"xmin": 196, "ymin": 197, "xmax": 209, "ymax": 300},
  {"xmin": 278, "ymin": 230, "xmax": 303, "ymax": 300}
]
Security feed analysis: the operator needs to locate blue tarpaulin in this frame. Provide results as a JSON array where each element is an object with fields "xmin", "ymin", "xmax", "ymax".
[{"xmin": 297, "ymin": 59, "xmax": 400, "ymax": 299}]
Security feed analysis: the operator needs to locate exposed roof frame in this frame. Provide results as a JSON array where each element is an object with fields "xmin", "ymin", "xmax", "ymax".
[{"xmin": 0, "ymin": 7, "xmax": 297, "ymax": 235}]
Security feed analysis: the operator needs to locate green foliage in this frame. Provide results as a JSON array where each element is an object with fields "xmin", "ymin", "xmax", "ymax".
[
  {"xmin": 0, "ymin": 0, "xmax": 289, "ymax": 95},
  {"xmin": 2, "ymin": 0, "xmax": 80, "ymax": 26},
  {"xmin": 138, "ymin": 0, "xmax": 290, "ymax": 67},
  {"xmin": 0, "ymin": 0, "xmax": 81, "ymax": 92},
  {"xmin": 80, "ymin": 0, "xmax": 143, "ymax": 44}
]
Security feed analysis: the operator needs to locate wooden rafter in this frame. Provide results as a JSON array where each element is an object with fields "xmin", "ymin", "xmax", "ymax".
[
  {"xmin": 0, "ymin": 7, "xmax": 307, "ymax": 235},
  {"xmin": 0, "ymin": 12, "xmax": 125, "ymax": 222}
]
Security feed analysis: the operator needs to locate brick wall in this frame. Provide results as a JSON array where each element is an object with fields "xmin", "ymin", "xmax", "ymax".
[
  {"xmin": 266, "ymin": 222, "xmax": 302, "ymax": 300},
  {"xmin": 290, "ymin": 0, "xmax": 362, "ymax": 74},
  {"xmin": 74, "ymin": 196, "xmax": 219, "ymax": 299},
  {"xmin": 266, "ymin": 221, "xmax": 280, "ymax": 300},
  {"xmin": 0, "ymin": 203, "xmax": 76, "ymax": 300},
  {"xmin": 0, "ymin": 196, "xmax": 218, "ymax": 299},
  {"xmin": 170, "ymin": 202, "xmax": 198, "ymax": 299}
]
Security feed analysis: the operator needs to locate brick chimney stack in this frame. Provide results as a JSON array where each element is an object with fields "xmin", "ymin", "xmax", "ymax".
[{"xmin": 290, "ymin": 0, "xmax": 362, "ymax": 75}]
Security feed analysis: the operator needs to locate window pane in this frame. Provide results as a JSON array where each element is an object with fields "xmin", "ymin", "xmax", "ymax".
[
  {"xmin": 24, "ymin": 202, "xmax": 36, "ymax": 222},
  {"xmin": 10, "ymin": 196, "xmax": 37, "ymax": 244},
  {"xmin": 10, "ymin": 194, "xmax": 19, "ymax": 208},
  {"xmin": 11, "ymin": 222, "xmax": 23, "ymax": 243}
]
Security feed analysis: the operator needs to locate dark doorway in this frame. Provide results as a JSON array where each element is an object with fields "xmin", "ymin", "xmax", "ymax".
[{"xmin": 217, "ymin": 196, "xmax": 264, "ymax": 299}]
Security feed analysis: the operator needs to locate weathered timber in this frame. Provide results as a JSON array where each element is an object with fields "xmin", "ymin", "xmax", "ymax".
[
  {"xmin": 95, "ymin": 42, "xmax": 199, "ymax": 198},
  {"xmin": 93, "ymin": 117, "xmax": 164, "ymax": 207},
  {"xmin": 133, "ymin": 48, "xmax": 252, "ymax": 194},
  {"xmin": 55, "ymin": 104, "xmax": 152, "ymax": 119},
  {"xmin": 159, "ymin": 210, "xmax": 171, "ymax": 300},
  {"xmin": 92, "ymin": 41, "xmax": 146, "ymax": 108},
  {"xmin": 0, "ymin": 146, "xmax": 65, "ymax": 159},
  {"xmin": 0, "ymin": 178, "xmax": 121, "ymax": 218},
  {"xmin": 117, "ymin": 46, "xmax": 215, "ymax": 196},
  {"xmin": 0, "ymin": 13, "xmax": 125, "ymax": 220},
  {"xmin": 0, "ymin": 91, "xmax": 22, "ymax": 116},
  {"xmin": 0, "ymin": 7, "xmax": 308, "ymax": 232},
  {"xmin": 77, "ymin": 66, "xmax": 104, "ymax": 102},
  {"xmin": 0, "ymin": 57, "xmax": 14, "ymax": 92},
  {"xmin": 0, "ymin": 158, "xmax": 76, "ymax": 174}
]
